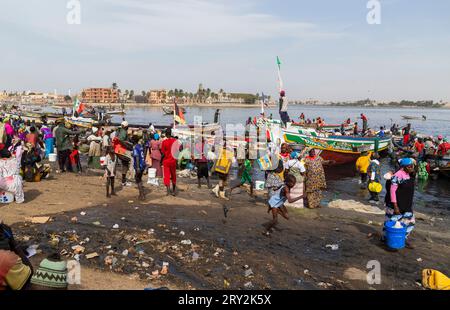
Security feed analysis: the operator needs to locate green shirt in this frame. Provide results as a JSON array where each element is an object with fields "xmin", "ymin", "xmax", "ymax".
[{"xmin": 55, "ymin": 124, "xmax": 77, "ymax": 151}]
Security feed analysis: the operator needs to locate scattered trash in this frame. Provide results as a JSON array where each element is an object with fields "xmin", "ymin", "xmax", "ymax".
[
  {"xmin": 134, "ymin": 207, "xmax": 139, "ymax": 210},
  {"xmin": 112, "ymin": 224, "xmax": 119, "ymax": 229},
  {"xmin": 160, "ymin": 262, "xmax": 169, "ymax": 275},
  {"xmin": 70, "ymin": 217, "xmax": 78, "ymax": 223},
  {"xmin": 128, "ymin": 200, "xmax": 134, "ymax": 204},
  {"xmin": 93, "ymin": 221, "xmax": 101, "ymax": 226},
  {"xmin": 334, "ymin": 228, "xmax": 340, "ymax": 232},
  {"xmin": 304, "ymin": 270, "xmax": 310, "ymax": 275},
  {"xmin": 194, "ymin": 227, "xmax": 200, "ymax": 231},
  {"xmin": 179, "ymin": 231, "xmax": 185, "ymax": 236},
  {"xmin": 121, "ymin": 217, "xmax": 126, "ymax": 221},
  {"xmin": 49, "ymin": 237, "xmax": 60, "ymax": 247},
  {"xmin": 148, "ymin": 229, "xmax": 155, "ymax": 235},
  {"xmin": 368, "ymin": 221, "xmax": 373, "ymax": 225},
  {"xmin": 417, "ymin": 258, "xmax": 423, "ymax": 262},
  {"xmin": 151, "ymin": 270, "xmax": 160, "ymax": 279},
  {"xmin": 192, "ymin": 252, "xmax": 200, "ymax": 261},
  {"xmin": 326, "ymin": 244, "xmax": 339, "ymax": 251},
  {"xmin": 244, "ymin": 282, "xmax": 254, "ymax": 289},
  {"xmin": 223, "ymin": 279, "xmax": 231, "ymax": 288},
  {"xmin": 86, "ymin": 252, "xmax": 99, "ymax": 259},
  {"xmin": 142, "ymin": 262, "xmax": 150, "ymax": 268},
  {"xmin": 104, "ymin": 256, "xmax": 114, "ymax": 265},
  {"xmin": 71, "ymin": 245, "xmax": 85, "ymax": 254},
  {"xmin": 122, "ymin": 250, "xmax": 129, "ymax": 256},
  {"xmin": 244, "ymin": 269, "xmax": 254, "ymax": 278},
  {"xmin": 181, "ymin": 240, "xmax": 192, "ymax": 245},
  {"xmin": 26, "ymin": 245, "xmax": 39, "ymax": 258},
  {"xmin": 29, "ymin": 216, "xmax": 50, "ymax": 224},
  {"xmin": 80, "ymin": 212, "xmax": 87, "ymax": 216},
  {"xmin": 367, "ymin": 233, "xmax": 374, "ymax": 238},
  {"xmin": 199, "ymin": 210, "xmax": 207, "ymax": 216},
  {"xmin": 318, "ymin": 282, "xmax": 333, "ymax": 288}
]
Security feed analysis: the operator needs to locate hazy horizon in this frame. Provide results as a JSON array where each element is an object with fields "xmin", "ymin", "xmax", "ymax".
[{"xmin": 1, "ymin": 0, "xmax": 449, "ymax": 102}]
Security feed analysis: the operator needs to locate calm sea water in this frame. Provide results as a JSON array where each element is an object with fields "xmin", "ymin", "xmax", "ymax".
[{"xmin": 112, "ymin": 105, "xmax": 450, "ymax": 137}]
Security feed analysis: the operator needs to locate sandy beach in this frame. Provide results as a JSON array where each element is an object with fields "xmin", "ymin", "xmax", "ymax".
[{"xmin": 1, "ymin": 171, "xmax": 448, "ymax": 290}]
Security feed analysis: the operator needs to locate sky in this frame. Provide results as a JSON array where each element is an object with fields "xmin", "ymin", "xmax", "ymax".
[{"xmin": 0, "ymin": 0, "xmax": 449, "ymax": 101}]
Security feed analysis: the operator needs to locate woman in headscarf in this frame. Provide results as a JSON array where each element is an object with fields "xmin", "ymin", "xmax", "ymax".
[
  {"xmin": 149, "ymin": 133, "xmax": 163, "ymax": 177},
  {"xmin": 304, "ymin": 149, "xmax": 332, "ymax": 209},
  {"xmin": 384, "ymin": 158, "xmax": 416, "ymax": 249},
  {"xmin": 87, "ymin": 127, "xmax": 103, "ymax": 169},
  {"xmin": 40, "ymin": 125, "xmax": 54, "ymax": 159},
  {"xmin": 0, "ymin": 145, "xmax": 24, "ymax": 203},
  {"xmin": 21, "ymin": 143, "xmax": 50, "ymax": 182},
  {"xmin": 284, "ymin": 151, "xmax": 306, "ymax": 208}
]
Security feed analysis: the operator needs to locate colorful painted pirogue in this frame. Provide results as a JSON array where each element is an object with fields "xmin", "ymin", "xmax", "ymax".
[{"xmin": 262, "ymin": 120, "xmax": 392, "ymax": 165}]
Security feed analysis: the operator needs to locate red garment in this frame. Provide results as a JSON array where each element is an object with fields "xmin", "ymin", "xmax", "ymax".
[
  {"xmin": 161, "ymin": 138, "xmax": 178, "ymax": 164},
  {"xmin": 163, "ymin": 161, "xmax": 177, "ymax": 186},
  {"xmin": 70, "ymin": 149, "xmax": 79, "ymax": 165},
  {"xmin": 438, "ymin": 142, "xmax": 450, "ymax": 155},
  {"xmin": 403, "ymin": 134, "xmax": 410, "ymax": 146},
  {"xmin": 414, "ymin": 141, "xmax": 425, "ymax": 153},
  {"xmin": 26, "ymin": 133, "xmax": 38, "ymax": 147},
  {"xmin": 361, "ymin": 115, "xmax": 368, "ymax": 121}
]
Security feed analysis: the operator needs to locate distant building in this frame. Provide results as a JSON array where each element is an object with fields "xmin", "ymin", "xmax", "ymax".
[
  {"xmin": 148, "ymin": 89, "xmax": 167, "ymax": 104},
  {"xmin": 82, "ymin": 88, "xmax": 119, "ymax": 103},
  {"xmin": 0, "ymin": 91, "xmax": 8, "ymax": 101}
]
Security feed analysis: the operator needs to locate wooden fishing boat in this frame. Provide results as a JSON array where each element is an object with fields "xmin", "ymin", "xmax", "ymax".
[
  {"xmin": 281, "ymin": 127, "xmax": 392, "ymax": 164},
  {"xmin": 402, "ymin": 115, "xmax": 427, "ymax": 121},
  {"xmin": 162, "ymin": 106, "xmax": 187, "ymax": 115},
  {"xmin": 106, "ymin": 110, "xmax": 126, "ymax": 115},
  {"xmin": 65, "ymin": 116, "xmax": 98, "ymax": 128},
  {"xmin": 260, "ymin": 119, "xmax": 391, "ymax": 165}
]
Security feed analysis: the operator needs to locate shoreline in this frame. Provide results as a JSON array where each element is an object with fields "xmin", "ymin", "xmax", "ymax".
[{"xmin": 11, "ymin": 102, "xmax": 449, "ymax": 110}]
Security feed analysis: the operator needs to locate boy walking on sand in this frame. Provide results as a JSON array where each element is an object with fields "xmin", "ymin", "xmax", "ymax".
[{"xmin": 104, "ymin": 147, "xmax": 117, "ymax": 198}]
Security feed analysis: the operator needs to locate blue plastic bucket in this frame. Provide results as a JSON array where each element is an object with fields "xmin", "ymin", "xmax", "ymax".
[{"xmin": 384, "ymin": 221, "xmax": 407, "ymax": 250}]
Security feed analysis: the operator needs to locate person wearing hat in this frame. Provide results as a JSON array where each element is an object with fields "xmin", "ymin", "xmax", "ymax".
[
  {"xmin": 384, "ymin": 158, "xmax": 416, "ymax": 249},
  {"xmin": 30, "ymin": 254, "xmax": 68, "ymax": 290},
  {"xmin": 87, "ymin": 127, "xmax": 103, "ymax": 169},
  {"xmin": 54, "ymin": 120, "xmax": 80, "ymax": 173}
]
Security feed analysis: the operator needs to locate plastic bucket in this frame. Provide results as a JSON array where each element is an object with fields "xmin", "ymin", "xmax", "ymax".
[
  {"xmin": 100, "ymin": 156, "xmax": 106, "ymax": 166},
  {"xmin": 148, "ymin": 168, "xmax": 157, "ymax": 178},
  {"xmin": 0, "ymin": 191, "xmax": 15, "ymax": 204},
  {"xmin": 48, "ymin": 153, "xmax": 57, "ymax": 162},
  {"xmin": 255, "ymin": 181, "xmax": 265, "ymax": 191},
  {"xmin": 384, "ymin": 221, "xmax": 407, "ymax": 250}
]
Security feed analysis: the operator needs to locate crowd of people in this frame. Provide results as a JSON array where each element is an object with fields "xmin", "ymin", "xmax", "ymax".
[{"xmin": 0, "ymin": 109, "xmax": 448, "ymax": 289}]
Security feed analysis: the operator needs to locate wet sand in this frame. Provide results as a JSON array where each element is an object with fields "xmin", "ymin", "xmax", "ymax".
[{"xmin": 1, "ymin": 172, "xmax": 449, "ymax": 290}]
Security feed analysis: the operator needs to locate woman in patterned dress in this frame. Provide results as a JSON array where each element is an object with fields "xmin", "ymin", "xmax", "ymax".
[{"xmin": 304, "ymin": 149, "xmax": 333, "ymax": 209}]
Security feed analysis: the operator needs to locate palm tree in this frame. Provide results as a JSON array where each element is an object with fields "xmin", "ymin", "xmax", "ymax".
[
  {"xmin": 141, "ymin": 91, "xmax": 146, "ymax": 97},
  {"xmin": 112, "ymin": 83, "xmax": 118, "ymax": 90},
  {"xmin": 129, "ymin": 90, "xmax": 134, "ymax": 100}
]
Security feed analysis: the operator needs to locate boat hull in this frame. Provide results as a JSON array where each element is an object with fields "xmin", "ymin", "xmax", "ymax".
[{"xmin": 282, "ymin": 128, "xmax": 391, "ymax": 165}]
